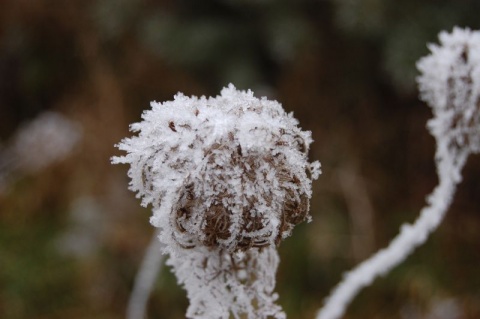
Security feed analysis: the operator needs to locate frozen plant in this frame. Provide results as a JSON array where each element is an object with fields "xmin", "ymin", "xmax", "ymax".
[
  {"xmin": 316, "ymin": 27, "xmax": 480, "ymax": 319},
  {"xmin": 418, "ymin": 27, "xmax": 480, "ymax": 159},
  {"xmin": 10, "ymin": 111, "xmax": 82, "ymax": 173},
  {"xmin": 0, "ymin": 111, "xmax": 81, "ymax": 194},
  {"xmin": 126, "ymin": 229, "xmax": 165, "ymax": 319},
  {"xmin": 112, "ymin": 84, "xmax": 321, "ymax": 319}
]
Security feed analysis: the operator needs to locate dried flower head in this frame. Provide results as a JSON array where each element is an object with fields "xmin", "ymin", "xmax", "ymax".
[
  {"xmin": 417, "ymin": 27, "xmax": 480, "ymax": 155},
  {"xmin": 113, "ymin": 84, "xmax": 320, "ymax": 252},
  {"xmin": 113, "ymin": 84, "xmax": 320, "ymax": 319}
]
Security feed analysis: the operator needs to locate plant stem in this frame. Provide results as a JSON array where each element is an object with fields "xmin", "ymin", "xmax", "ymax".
[
  {"xmin": 127, "ymin": 229, "xmax": 165, "ymax": 319},
  {"xmin": 316, "ymin": 149, "xmax": 468, "ymax": 319}
]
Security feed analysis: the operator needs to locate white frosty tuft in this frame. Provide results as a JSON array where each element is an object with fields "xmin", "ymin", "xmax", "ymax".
[
  {"xmin": 0, "ymin": 111, "xmax": 82, "ymax": 194},
  {"xmin": 113, "ymin": 84, "xmax": 320, "ymax": 319},
  {"xmin": 417, "ymin": 26, "xmax": 480, "ymax": 156},
  {"xmin": 11, "ymin": 111, "xmax": 82, "ymax": 173}
]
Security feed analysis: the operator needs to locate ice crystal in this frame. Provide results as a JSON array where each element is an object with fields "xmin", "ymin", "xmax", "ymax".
[{"xmin": 113, "ymin": 84, "xmax": 320, "ymax": 319}]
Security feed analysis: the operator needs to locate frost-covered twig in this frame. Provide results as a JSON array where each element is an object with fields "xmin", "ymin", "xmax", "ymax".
[
  {"xmin": 127, "ymin": 229, "xmax": 165, "ymax": 319},
  {"xmin": 113, "ymin": 85, "xmax": 320, "ymax": 319},
  {"xmin": 316, "ymin": 152, "xmax": 464, "ymax": 319},
  {"xmin": 317, "ymin": 27, "xmax": 480, "ymax": 319}
]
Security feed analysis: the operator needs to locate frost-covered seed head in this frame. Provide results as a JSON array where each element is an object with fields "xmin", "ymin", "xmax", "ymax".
[
  {"xmin": 113, "ymin": 84, "xmax": 321, "ymax": 253},
  {"xmin": 417, "ymin": 27, "xmax": 480, "ymax": 154},
  {"xmin": 113, "ymin": 85, "xmax": 321, "ymax": 319},
  {"xmin": 173, "ymin": 146, "xmax": 311, "ymax": 251}
]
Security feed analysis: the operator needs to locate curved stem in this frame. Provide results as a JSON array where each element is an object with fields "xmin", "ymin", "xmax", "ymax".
[
  {"xmin": 127, "ymin": 229, "xmax": 165, "ymax": 319},
  {"xmin": 316, "ymin": 150, "xmax": 467, "ymax": 319}
]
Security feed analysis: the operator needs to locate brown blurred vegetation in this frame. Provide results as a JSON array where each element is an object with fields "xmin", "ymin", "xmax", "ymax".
[{"xmin": 1, "ymin": 0, "xmax": 480, "ymax": 318}]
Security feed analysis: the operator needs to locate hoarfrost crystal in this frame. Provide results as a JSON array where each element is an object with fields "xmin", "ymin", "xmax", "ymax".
[{"xmin": 113, "ymin": 84, "xmax": 320, "ymax": 319}]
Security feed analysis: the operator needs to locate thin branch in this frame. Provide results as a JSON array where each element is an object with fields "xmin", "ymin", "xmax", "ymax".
[{"xmin": 127, "ymin": 229, "xmax": 165, "ymax": 319}]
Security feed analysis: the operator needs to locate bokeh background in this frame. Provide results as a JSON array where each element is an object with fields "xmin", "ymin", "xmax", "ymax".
[{"xmin": 1, "ymin": 1, "xmax": 480, "ymax": 318}]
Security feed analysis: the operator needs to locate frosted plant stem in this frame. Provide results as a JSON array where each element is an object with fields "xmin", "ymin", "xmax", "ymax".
[
  {"xmin": 127, "ymin": 229, "xmax": 165, "ymax": 319},
  {"xmin": 316, "ymin": 150, "xmax": 468, "ymax": 319},
  {"xmin": 317, "ymin": 27, "xmax": 480, "ymax": 318}
]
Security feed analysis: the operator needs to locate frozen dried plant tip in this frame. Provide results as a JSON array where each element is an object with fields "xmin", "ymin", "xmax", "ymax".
[
  {"xmin": 317, "ymin": 27, "xmax": 480, "ymax": 319},
  {"xmin": 113, "ymin": 84, "xmax": 320, "ymax": 319},
  {"xmin": 417, "ymin": 26, "xmax": 480, "ymax": 158}
]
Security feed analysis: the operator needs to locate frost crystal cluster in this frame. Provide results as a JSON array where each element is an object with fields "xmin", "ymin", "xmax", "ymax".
[
  {"xmin": 113, "ymin": 84, "xmax": 320, "ymax": 319},
  {"xmin": 417, "ymin": 27, "xmax": 480, "ymax": 159}
]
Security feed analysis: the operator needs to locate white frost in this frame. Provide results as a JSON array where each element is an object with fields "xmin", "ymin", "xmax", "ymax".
[{"xmin": 113, "ymin": 84, "xmax": 320, "ymax": 319}]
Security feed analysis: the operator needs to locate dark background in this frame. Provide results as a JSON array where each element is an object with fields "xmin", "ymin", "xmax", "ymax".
[{"xmin": 1, "ymin": 0, "xmax": 480, "ymax": 318}]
